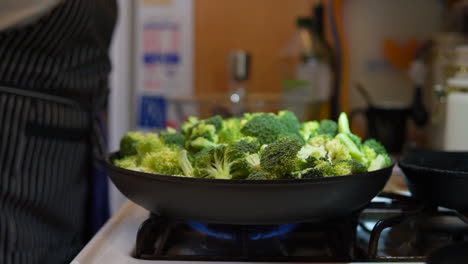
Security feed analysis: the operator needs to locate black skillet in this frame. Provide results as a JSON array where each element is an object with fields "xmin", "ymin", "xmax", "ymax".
[
  {"xmin": 426, "ymin": 242, "xmax": 468, "ymax": 264},
  {"xmin": 399, "ymin": 151, "xmax": 468, "ymax": 211},
  {"xmin": 107, "ymin": 152, "xmax": 393, "ymax": 225}
]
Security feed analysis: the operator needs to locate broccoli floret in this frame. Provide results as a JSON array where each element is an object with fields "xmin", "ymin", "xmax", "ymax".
[
  {"xmin": 260, "ymin": 137, "xmax": 302, "ymax": 178},
  {"xmin": 297, "ymin": 144, "xmax": 327, "ymax": 160},
  {"xmin": 298, "ymin": 155, "xmax": 320, "ymax": 170},
  {"xmin": 300, "ymin": 121, "xmax": 320, "ymax": 141},
  {"xmin": 230, "ymin": 137, "xmax": 260, "ymax": 158},
  {"xmin": 218, "ymin": 118, "xmax": 242, "ymax": 144},
  {"xmin": 308, "ymin": 134, "xmax": 332, "ymax": 147},
  {"xmin": 119, "ymin": 131, "xmax": 145, "ymax": 156},
  {"xmin": 348, "ymin": 133, "xmax": 363, "ymax": 148},
  {"xmin": 315, "ymin": 120, "xmax": 338, "ymax": 137},
  {"xmin": 296, "ymin": 144, "xmax": 327, "ymax": 169},
  {"xmin": 181, "ymin": 116, "xmax": 200, "ymax": 135},
  {"xmin": 189, "ymin": 137, "xmax": 219, "ymax": 150},
  {"xmin": 114, "ymin": 155, "xmax": 141, "ymax": 171},
  {"xmin": 363, "ymin": 139, "xmax": 386, "ymax": 154},
  {"xmin": 205, "ymin": 115, "xmax": 223, "ymax": 132},
  {"xmin": 186, "ymin": 123, "xmax": 219, "ymax": 151},
  {"xmin": 189, "ymin": 124, "xmax": 218, "ymax": 142},
  {"xmin": 363, "ymin": 139, "xmax": 391, "ymax": 166},
  {"xmin": 141, "ymin": 147, "xmax": 183, "ymax": 175},
  {"xmin": 240, "ymin": 113, "xmax": 288, "ymax": 144},
  {"xmin": 278, "ymin": 132, "xmax": 306, "ymax": 144},
  {"xmin": 277, "ymin": 110, "xmax": 301, "ymax": 134},
  {"xmin": 231, "ymin": 153, "xmax": 262, "ymax": 179},
  {"xmin": 192, "ymin": 145, "xmax": 236, "ymax": 179},
  {"xmin": 368, "ymin": 154, "xmax": 389, "ymax": 171},
  {"xmin": 291, "ymin": 167, "xmax": 324, "ymax": 179},
  {"xmin": 246, "ymin": 170, "xmax": 271, "ymax": 180},
  {"xmin": 330, "ymin": 160, "xmax": 367, "ymax": 176},
  {"xmin": 325, "ymin": 138, "xmax": 352, "ymax": 162},
  {"xmin": 160, "ymin": 129, "xmax": 185, "ymax": 148},
  {"xmin": 136, "ymin": 133, "xmax": 165, "ymax": 156},
  {"xmin": 178, "ymin": 150, "xmax": 194, "ymax": 177}
]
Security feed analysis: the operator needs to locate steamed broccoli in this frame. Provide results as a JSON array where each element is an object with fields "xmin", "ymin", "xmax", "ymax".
[
  {"xmin": 277, "ymin": 110, "xmax": 301, "ymax": 134},
  {"xmin": 337, "ymin": 112, "xmax": 363, "ymax": 149},
  {"xmin": 368, "ymin": 154, "xmax": 389, "ymax": 171},
  {"xmin": 300, "ymin": 121, "xmax": 320, "ymax": 141},
  {"xmin": 115, "ymin": 111, "xmax": 392, "ymax": 179},
  {"xmin": 193, "ymin": 145, "xmax": 236, "ymax": 179},
  {"xmin": 181, "ymin": 116, "xmax": 200, "ymax": 135},
  {"xmin": 136, "ymin": 133, "xmax": 165, "ymax": 156},
  {"xmin": 189, "ymin": 137, "xmax": 219, "ymax": 150},
  {"xmin": 186, "ymin": 123, "xmax": 219, "ymax": 151},
  {"xmin": 240, "ymin": 113, "xmax": 288, "ymax": 144},
  {"xmin": 363, "ymin": 139, "xmax": 392, "ymax": 166},
  {"xmin": 231, "ymin": 153, "xmax": 261, "ymax": 179},
  {"xmin": 141, "ymin": 147, "xmax": 183, "ymax": 175},
  {"xmin": 291, "ymin": 167, "xmax": 323, "ymax": 179},
  {"xmin": 308, "ymin": 134, "xmax": 332, "ymax": 147},
  {"xmin": 205, "ymin": 115, "xmax": 223, "ymax": 132},
  {"xmin": 297, "ymin": 144, "xmax": 327, "ymax": 161},
  {"xmin": 296, "ymin": 144, "xmax": 327, "ymax": 169},
  {"xmin": 315, "ymin": 120, "xmax": 338, "ymax": 137},
  {"xmin": 229, "ymin": 137, "xmax": 260, "ymax": 158},
  {"xmin": 338, "ymin": 112, "xmax": 351, "ymax": 134},
  {"xmin": 114, "ymin": 155, "xmax": 141, "ymax": 171},
  {"xmin": 335, "ymin": 133, "xmax": 366, "ymax": 163},
  {"xmin": 260, "ymin": 137, "xmax": 302, "ymax": 178},
  {"xmin": 329, "ymin": 160, "xmax": 367, "ymax": 176},
  {"xmin": 218, "ymin": 118, "xmax": 242, "ymax": 144},
  {"xmin": 160, "ymin": 129, "xmax": 185, "ymax": 148},
  {"xmin": 119, "ymin": 132, "xmax": 145, "ymax": 156},
  {"xmin": 178, "ymin": 150, "xmax": 194, "ymax": 177},
  {"xmin": 325, "ymin": 138, "xmax": 352, "ymax": 162},
  {"xmin": 246, "ymin": 170, "xmax": 271, "ymax": 180}
]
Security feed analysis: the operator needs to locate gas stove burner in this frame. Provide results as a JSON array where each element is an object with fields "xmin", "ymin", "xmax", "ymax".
[
  {"xmin": 186, "ymin": 221, "xmax": 298, "ymax": 240},
  {"xmin": 134, "ymin": 214, "xmax": 359, "ymax": 261}
]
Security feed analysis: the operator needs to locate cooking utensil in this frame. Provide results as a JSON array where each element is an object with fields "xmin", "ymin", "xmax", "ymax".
[
  {"xmin": 107, "ymin": 152, "xmax": 393, "ymax": 225},
  {"xmin": 399, "ymin": 151, "xmax": 468, "ymax": 211},
  {"xmin": 351, "ymin": 106, "xmax": 410, "ymax": 153},
  {"xmin": 426, "ymin": 242, "xmax": 468, "ymax": 264}
]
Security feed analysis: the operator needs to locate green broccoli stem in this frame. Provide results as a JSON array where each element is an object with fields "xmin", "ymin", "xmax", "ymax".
[
  {"xmin": 178, "ymin": 150, "xmax": 194, "ymax": 177},
  {"xmin": 205, "ymin": 150, "xmax": 235, "ymax": 179},
  {"xmin": 338, "ymin": 112, "xmax": 351, "ymax": 134},
  {"xmin": 336, "ymin": 133, "xmax": 365, "ymax": 163},
  {"xmin": 368, "ymin": 154, "xmax": 387, "ymax": 171}
]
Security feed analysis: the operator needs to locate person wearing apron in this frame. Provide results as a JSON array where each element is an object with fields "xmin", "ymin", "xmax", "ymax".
[{"xmin": 0, "ymin": 0, "xmax": 117, "ymax": 263}]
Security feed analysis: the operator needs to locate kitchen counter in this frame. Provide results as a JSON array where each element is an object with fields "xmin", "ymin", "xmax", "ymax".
[{"xmin": 72, "ymin": 199, "xmax": 420, "ymax": 264}]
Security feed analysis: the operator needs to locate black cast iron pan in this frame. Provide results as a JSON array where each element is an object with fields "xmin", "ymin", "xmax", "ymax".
[
  {"xmin": 399, "ymin": 151, "xmax": 468, "ymax": 211},
  {"xmin": 107, "ymin": 152, "xmax": 393, "ymax": 225},
  {"xmin": 426, "ymin": 242, "xmax": 468, "ymax": 264}
]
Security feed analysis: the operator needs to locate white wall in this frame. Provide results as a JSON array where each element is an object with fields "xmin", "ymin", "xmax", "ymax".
[{"xmin": 108, "ymin": 0, "xmax": 133, "ymax": 214}]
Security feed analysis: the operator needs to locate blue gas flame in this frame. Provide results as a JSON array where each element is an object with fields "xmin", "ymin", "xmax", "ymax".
[
  {"xmin": 187, "ymin": 222, "xmax": 298, "ymax": 241},
  {"xmin": 249, "ymin": 224, "xmax": 298, "ymax": 240}
]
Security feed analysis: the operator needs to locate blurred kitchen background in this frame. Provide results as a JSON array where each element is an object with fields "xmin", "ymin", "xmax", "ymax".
[{"xmin": 108, "ymin": 0, "xmax": 468, "ymax": 212}]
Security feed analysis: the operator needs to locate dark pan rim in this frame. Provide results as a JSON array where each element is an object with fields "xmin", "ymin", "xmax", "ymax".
[
  {"xmin": 107, "ymin": 152, "xmax": 394, "ymax": 186},
  {"xmin": 399, "ymin": 151, "xmax": 468, "ymax": 177}
]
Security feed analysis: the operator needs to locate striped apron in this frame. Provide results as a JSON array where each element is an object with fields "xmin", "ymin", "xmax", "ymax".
[{"xmin": 0, "ymin": 0, "xmax": 116, "ymax": 263}]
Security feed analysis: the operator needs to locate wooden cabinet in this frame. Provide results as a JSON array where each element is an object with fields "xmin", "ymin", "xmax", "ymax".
[{"xmin": 194, "ymin": 0, "xmax": 316, "ymax": 95}]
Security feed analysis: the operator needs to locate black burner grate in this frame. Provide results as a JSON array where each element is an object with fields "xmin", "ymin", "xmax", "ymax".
[
  {"xmin": 134, "ymin": 213, "xmax": 360, "ymax": 262},
  {"xmin": 133, "ymin": 194, "xmax": 468, "ymax": 262}
]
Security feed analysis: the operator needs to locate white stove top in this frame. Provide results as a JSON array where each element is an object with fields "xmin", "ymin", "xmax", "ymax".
[{"xmin": 71, "ymin": 201, "xmax": 422, "ymax": 264}]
